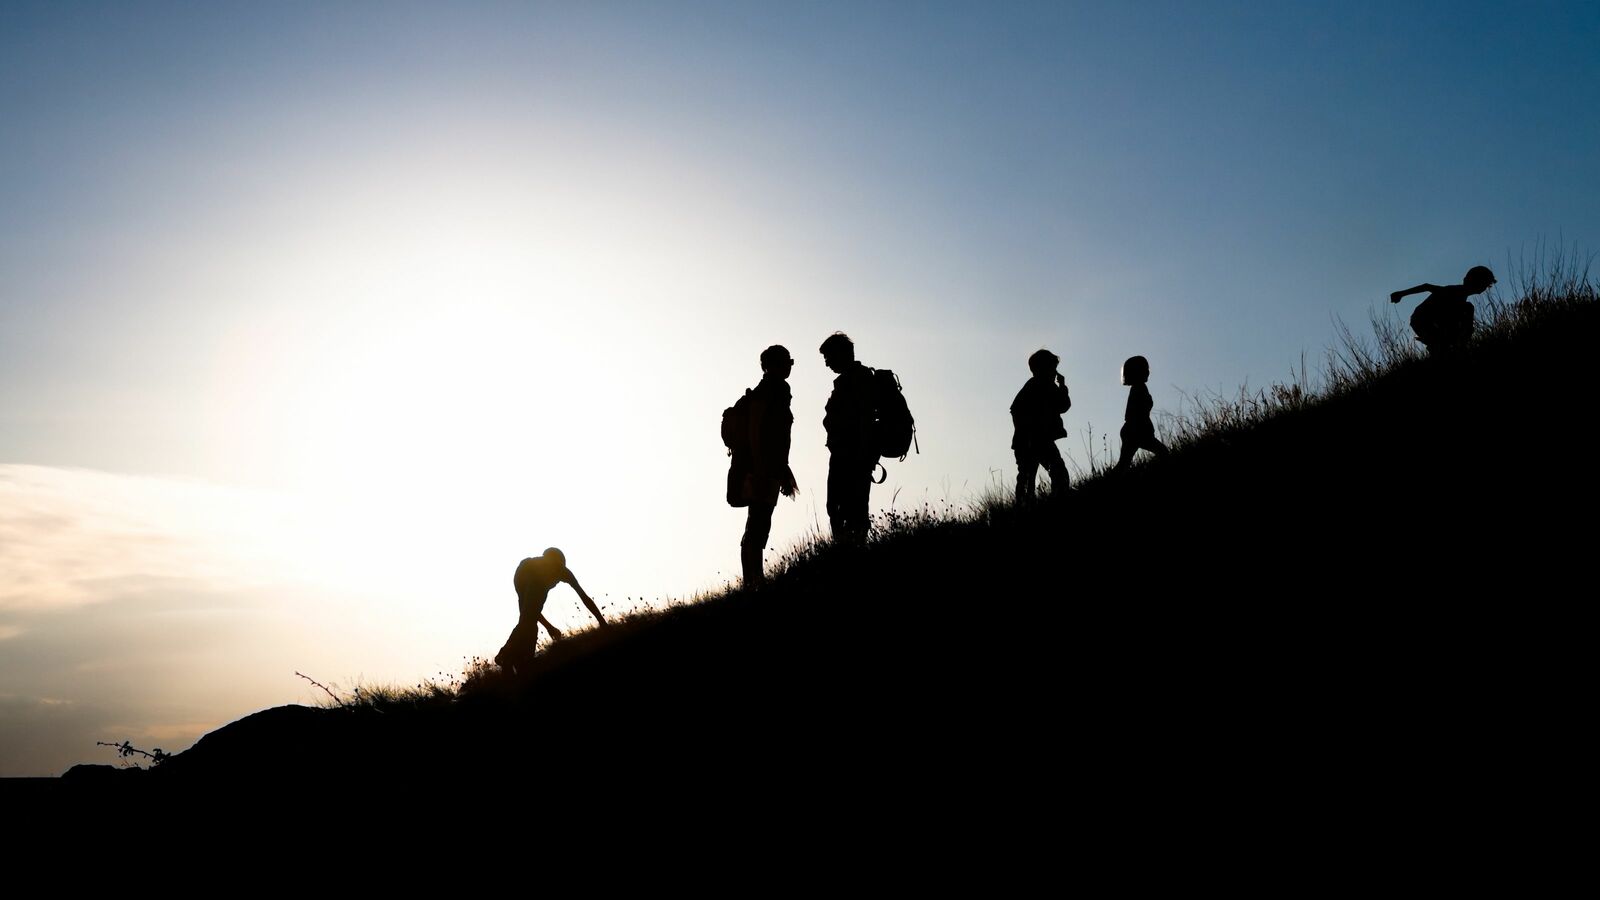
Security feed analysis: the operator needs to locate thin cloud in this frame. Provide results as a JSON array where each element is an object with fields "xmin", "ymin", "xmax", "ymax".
[
  {"xmin": 0, "ymin": 464, "xmax": 299, "ymax": 612},
  {"xmin": 0, "ymin": 465, "xmax": 335, "ymax": 775}
]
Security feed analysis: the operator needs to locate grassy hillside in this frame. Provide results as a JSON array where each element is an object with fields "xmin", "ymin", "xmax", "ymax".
[{"xmin": 66, "ymin": 264, "xmax": 1596, "ymax": 820}]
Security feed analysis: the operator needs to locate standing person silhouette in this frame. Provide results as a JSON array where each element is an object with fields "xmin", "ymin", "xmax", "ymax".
[
  {"xmin": 1390, "ymin": 265, "xmax": 1496, "ymax": 352},
  {"xmin": 1112, "ymin": 355, "xmax": 1168, "ymax": 473},
  {"xmin": 1011, "ymin": 349, "xmax": 1072, "ymax": 503},
  {"xmin": 739, "ymin": 345, "xmax": 799, "ymax": 587},
  {"xmin": 820, "ymin": 332, "xmax": 877, "ymax": 545},
  {"xmin": 495, "ymin": 548, "xmax": 607, "ymax": 671}
]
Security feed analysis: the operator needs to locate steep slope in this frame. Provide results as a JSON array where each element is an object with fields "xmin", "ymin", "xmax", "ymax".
[{"xmin": 71, "ymin": 290, "xmax": 1596, "ymax": 813}]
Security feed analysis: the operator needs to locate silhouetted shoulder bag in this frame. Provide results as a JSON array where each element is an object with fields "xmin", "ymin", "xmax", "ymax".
[{"xmin": 723, "ymin": 390, "xmax": 754, "ymax": 507}]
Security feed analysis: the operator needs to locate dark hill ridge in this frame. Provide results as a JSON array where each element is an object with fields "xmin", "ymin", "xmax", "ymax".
[{"xmin": 62, "ymin": 289, "xmax": 1596, "ymax": 808}]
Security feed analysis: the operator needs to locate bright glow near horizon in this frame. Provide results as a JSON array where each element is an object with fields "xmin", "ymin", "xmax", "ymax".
[
  {"xmin": 187, "ymin": 135, "xmax": 829, "ymax": 600},
  {"xmin": 175, "ymin": 139, "xmax": 811, "ymax": 634}
]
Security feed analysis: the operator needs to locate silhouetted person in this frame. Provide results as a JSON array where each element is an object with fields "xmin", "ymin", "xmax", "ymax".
[
  {"xmin": 1112, "ymin": 355, "xmax": 1168, "ymax": 473},
  {"xmin": 820, "ymin": 332, "xmax": 877, "ymax": 544},
  {"xmin": 1390, "ymin": 265, "xmax": 1496, "ymax": 352},
  {"xmin": 495, "ymin": 547, "xmax": 607, "ymax": 671},
  {"xmin": 1011, "ymin": 349, "xmax": 1072, "ymax": 503},
  {"xmin": 737, "ymin": 345, "xmax": 799, "ymax": 586}
]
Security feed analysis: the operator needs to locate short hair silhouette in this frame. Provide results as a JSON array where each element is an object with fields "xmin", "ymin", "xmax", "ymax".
[
  {"xmin": 819, "ymin": 332, "xmax": 855, "ymax": 361},
  {"xmin": 760, "ymin": 344, "xmax": 793, "ymax": 371},
  {"xmin": 733, "ymin": 343, "xmax": 799, "ymax": 586},
  {"xmin": 1011, "ymin": 349, "xmax": 1071, "ymax": 504},
  {"xmin": 1113, "ymin": 355, "xmax": 1167, "ymax": 472},
  {"xmin": 820, "ymin": 331, "xmax": 876, "ymax": 543},
  {"xmin": 1389, "ymin": 265, "xmax": 1496, "ymax": 352}
]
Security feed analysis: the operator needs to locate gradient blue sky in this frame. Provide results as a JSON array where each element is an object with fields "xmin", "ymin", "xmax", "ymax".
[{"xmin": 3, "ymin": 1, "xmax": 1597, "ymax": 774}]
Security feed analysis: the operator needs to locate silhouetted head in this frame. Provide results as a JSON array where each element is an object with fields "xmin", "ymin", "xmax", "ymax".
[
  {"xmin": 1464, "ymin": 266, "xmax": 1497, "ymax": 294},
  {"xmin": 760, "ymin": 344, "xmax": 793, "ymax": 377},
  {"xmin": 542, "ymin": 547, "xmax": 566, "ymax": 570},
  {"xmin": 1122, "ymin": 355, "xmax": 1150, "ymax": 385},
  {"xmin": 819, "ymin": 332, "xmax": 855, "ymax": 373},
  {"xmin": 1028, "ymin": 349, "xmax": 1059, "ymax": 378}
]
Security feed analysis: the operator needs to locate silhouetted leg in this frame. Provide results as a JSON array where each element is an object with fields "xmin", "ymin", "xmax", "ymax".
[
  {"xmin": 1040, "ymin": 442, "xmax": 1069, "ymax": 496},
  {"xmin": 1142, "ymin": 436, "xmax": 1169, "ymax": 458},
  {"xmin": 742, "ymin": 499, "xmax": 776, "ymax": 586},
  {"xmin": 1410, "ymin": 308, "xmax": 1435, "ymax": 350},
  {"xmin": 496, "ymin": 620, "xmax": 537, "ymax": 670},
  {"xmin": 825, "ymin": 452, "xmax": 856, "ymax": 543},
  {"xmin": 1112, "ymin": 423, "xmax": 1139, "ymax": 472},
  {"xmin": 826, "ymin": 453, "xmax": 848, "ymax": 538},
  {"xmin": 853, "ymin": 454, "xmax": 876, "ymax": 541},
  {"xmin": 1442, "ymin": 314, "xmax": 1474, "ymax": 352},
  {"xmin": 828, "ymin": 452, "xmax": 874, "ymax": 543},
  {"xmin": 1014, "ymin": 448, "xmax": 1040, "ymax": 503}
]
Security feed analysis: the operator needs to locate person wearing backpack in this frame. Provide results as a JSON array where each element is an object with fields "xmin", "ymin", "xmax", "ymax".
[
  {"xmin": 732, "ymin": 344, "xmax": 798, "ymax": 587},
  {"xmin": 1011, "ymin": 348, "xmax": 1072, "ymax": 503},
  {"xmin": 820, "ymin": 332, "xmax": 878, "ymax": 545},
  {"xmin": 1390, "ymin": 265, "xmax": 1496, "ymax": 352}
]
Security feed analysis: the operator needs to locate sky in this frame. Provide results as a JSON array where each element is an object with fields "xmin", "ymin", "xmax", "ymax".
[{"xmin": 2, "ymin": 1, "xmax": 1597, "ymax": 775}]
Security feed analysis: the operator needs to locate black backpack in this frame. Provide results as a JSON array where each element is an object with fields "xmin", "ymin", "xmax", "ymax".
[
  {"xmin": 722, "ymin": 390, "xmax": 753, "ymax": 507},
  {"xmin": 722, "ymin": 390, "xmax": 753, "ymax": 456},
  {"xmin": 869, "ymin": 368, "xmax": 917, "ymax": 461}
]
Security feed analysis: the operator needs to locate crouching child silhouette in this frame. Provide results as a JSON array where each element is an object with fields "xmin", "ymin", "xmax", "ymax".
[
  {"xmin": 1112, "ymin": 355, "xmax": 1168, "ymax": 473},
  {"xmin": 495, "ymin": 547, "xmax": 608, "ymax": 671},
  {"xmin": 1390, "ymin": 265, "xmax": 1496, "ymax": 352},
  {"xmin": 1011, "ymin": 348, "xmax": 1072, "ymax": 503}
]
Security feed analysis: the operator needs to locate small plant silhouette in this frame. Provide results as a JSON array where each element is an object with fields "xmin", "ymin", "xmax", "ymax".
[{"xmin": 97, "ymin": 740, "xmax": 170, "ymax": 769}]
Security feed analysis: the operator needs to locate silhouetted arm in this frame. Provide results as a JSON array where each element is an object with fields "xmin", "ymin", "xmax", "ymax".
[
  {"xmin": 777, "ymin": 388, "xmax": 796, "ymax": 496},
  {"xmin": 538, "ymin": 614, "xmax": 564, "ymax": 640},
  {"xmin": 1391, "ymin": 284, "xmax": 1437, "ymax": 303},
  {"xmin": 756, "ymin": 381, "xmax": 798, "ymax": 497},
  {"xmin": 563, "ymin": 570, "xmax": 609, "ymax": 627}
]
